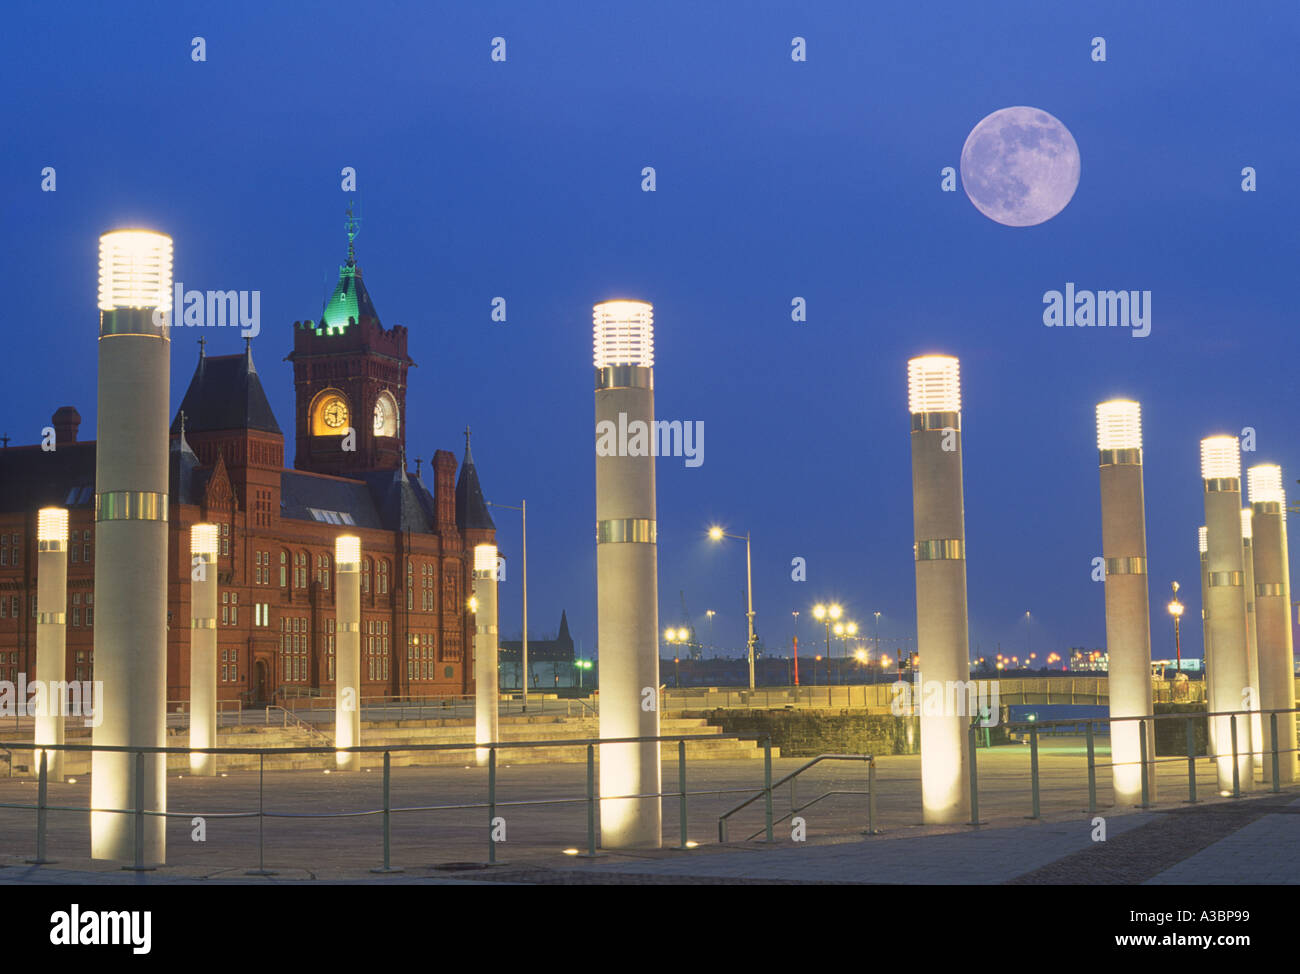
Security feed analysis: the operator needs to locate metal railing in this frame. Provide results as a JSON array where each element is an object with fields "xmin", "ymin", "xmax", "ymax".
[
  {"xmin": 718, "ymin": 753, "xmax": 877, "ymax": 843},
  {"xmin": 165, "ymin": 699, "xmax": 243, "ymax": 729},
  {"xmin": 0, "ymin": 732, "xmax": 788, "ymax": 872},
  {"xmin": 263, "ymin": 706, "xmax": 332, "ymax": 744},
  {"xmin": 661, "ymin": 678, "xmax": 1213, "ymax": 712},
  {"xmin": 969, "ymin": 705, "xmax": 1300, "ymax": 826}
]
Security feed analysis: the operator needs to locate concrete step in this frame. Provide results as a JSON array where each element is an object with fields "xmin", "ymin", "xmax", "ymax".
[{"xmin": 1, "ymin": 715, "xmax": 774, "ymax": 776}]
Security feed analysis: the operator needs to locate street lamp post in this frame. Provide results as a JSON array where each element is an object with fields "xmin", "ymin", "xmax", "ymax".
[
  {"xmin": 812, "ymin": 602, "xmax": 842, "ymax": 669},
  {"xmin": 709, "ymin": 526, "xmax": 756, "ymax": 690},
  {"xmin": 1167, "ymin": 582, "xmax": 1184, "ymax": 675},
  {"xmin": 791, "ymin": 610, "xmax": 800, "ymax": 687},
  {"xmin": 486, "ymin": 500, "xmax": 528, "ymax": 710}
]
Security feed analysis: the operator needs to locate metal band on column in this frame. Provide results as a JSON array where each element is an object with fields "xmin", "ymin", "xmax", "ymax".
[{"xmin": 597, "ymin": 519, "xmax": 657, "ymax": 544}]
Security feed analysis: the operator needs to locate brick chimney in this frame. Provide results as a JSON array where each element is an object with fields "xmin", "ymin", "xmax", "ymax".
[
  {"xmin": 52, "ymin": 406, "xmax": 81, "ymax": 445},
  {"xmin": 432, "ymin": 449, "xmax": 457, "ymax": 533}
]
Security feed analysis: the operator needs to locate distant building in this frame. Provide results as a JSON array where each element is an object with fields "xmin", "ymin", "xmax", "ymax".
[
  {"xmin": 0, "ymin": 224, "xmax": 494, "ymax": 705},
  {"xmin": 1069, "ymin": 649, "xmax": 1109, "ymax": 672},
  {"xmin": 500, "ymin": 611, "xmax": 575, "ymax": 663}
]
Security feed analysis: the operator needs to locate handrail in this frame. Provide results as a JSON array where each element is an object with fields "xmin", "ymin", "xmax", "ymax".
[
  {"xmin": 744, "ymin": 790, "xmax": 869, "ymax": 842},
  {"xmin": 718, "ymin": 753, "xmax": 875, "ymax": 843},
  {"xmin": 264, "ymin": 705, "xmax": 332, "ymax": 744},
  {"xmin": 0, "ymin": 731, "xmax": 770, "ymax": 871}
]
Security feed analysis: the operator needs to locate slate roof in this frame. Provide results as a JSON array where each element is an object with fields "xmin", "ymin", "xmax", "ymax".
[
  {"xmin": 0, "ymin": 433, "xmax": 204, "ymax": 514},
  {"xmin": 280, "ymin": 470, "xmax": 384, "ymax": 529},
  {"xmin": 360, "ymin": 469, "xmax": 432, "ymax": 534},
  {"xmin": 0, "ymin": 443, "xmax": 97, "ymax": 513},
  {"xmin": 169, "ymin": 428, "xmax": 204, "ymax": 506},
  {"xmin": 455, "ymin": 438, "xmax": 495, "ymax": 531},
  {"xmin": 170, "ymin": 348, "xmax": 281, "ymax": 435}
]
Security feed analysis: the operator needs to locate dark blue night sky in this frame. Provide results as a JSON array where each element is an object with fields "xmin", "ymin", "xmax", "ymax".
[{"xmin": 5, "ymin": 1, "xmax": 1298, "ymax": 665}]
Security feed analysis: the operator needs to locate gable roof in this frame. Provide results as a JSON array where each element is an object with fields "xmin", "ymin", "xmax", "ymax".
[{"xmin": 171, "ymin": 348, "xmax": 281, "ymax": 435}]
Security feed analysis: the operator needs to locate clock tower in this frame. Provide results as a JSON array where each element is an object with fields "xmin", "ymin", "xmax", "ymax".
[{"xmin": 289, "ymin": 208, "xmax": 414, "ymax": 477}]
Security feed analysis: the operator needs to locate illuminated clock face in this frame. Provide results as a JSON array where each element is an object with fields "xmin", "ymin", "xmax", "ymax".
[
  {"xmin": 373, "ymin": 392, "xmax": 397, "ymax": 437},
  {"xmin": 322, "ymin": 398, "xmax": 348, "ymax": 429}
]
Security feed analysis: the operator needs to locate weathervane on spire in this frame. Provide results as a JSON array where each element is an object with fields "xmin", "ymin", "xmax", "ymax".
[{"xmin": 345, "ymin": 200, "xmax": 359, "ymax": 265}]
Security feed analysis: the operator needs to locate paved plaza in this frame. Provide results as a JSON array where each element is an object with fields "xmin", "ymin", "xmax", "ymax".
[{"xmin": 2, "ymin": 740, "xmax": 1298, "ymax": 884}]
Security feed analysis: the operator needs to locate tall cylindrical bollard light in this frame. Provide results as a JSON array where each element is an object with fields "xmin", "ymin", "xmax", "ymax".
[
  {"xmin": 473, "ymin": 543, "xmax": 499, "ymax": 767},
  {"xmin": 35, "ymin": 507, "xmax": 69, "ymax": 781},
  {"xmin": 1241, "ymin": 508, "xmax": 1264, "ymax": 770},
  {"xmin": 1199, "ymin": 526, "xmax": 1216, "ymax": 753},
  {"xmin": 91, "ymin": 229, "xmax": 172, "ymax": 863},
  {"xmin": 335, "ymin": 535, "xmax": 361, "ymax": 771},
  {"xmin": 1095, "ymin": 401, "xmax": 1157, "ymax": 804},
  {"xmin": 1201, "ymin": 436, "xmax": 1254, "ymax": 793},
  {"xmin": 189, "ymin": 524, "xmax": 219, "ymax": 776},
  {"xmin": 1248, "ymin": 465, "xmax": 1296, "ymax": 783},
  {"xmin": 594, "ymin": 299, "xmax": 662, "ymax": 848},
  {"xmin": 908, "ymin": 354, "xmax": 970, "ymax": 824}
]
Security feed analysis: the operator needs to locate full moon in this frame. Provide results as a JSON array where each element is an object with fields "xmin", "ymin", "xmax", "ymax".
[{"xmin": 960, "ymin": 106, "xmax": 1080, "ymax": 227}]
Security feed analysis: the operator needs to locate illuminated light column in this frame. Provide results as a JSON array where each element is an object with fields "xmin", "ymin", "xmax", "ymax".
[
  {"xmin": 1095, "ymin": 401, "xmax": 1157, "ymax": 805},
  {"xmin": 35, "ymin": 508, "xmax": 69, "ymax": 781},
  {"xmin": 473, "ymin": 543, "xmax": 499, "ymax": 766},
  {"xmin": 188, "ymin": 524, "xmax": 219, "ymax": 776},
  {"xmin": 91, "ymin": 229, "xmax": 172, "ymax": 864},
  {"xmin": 334, "ymin": 535, "xmax": 361, "ymax": 771},
  {"xmin": 908, "ymin": 354, "xmax": 970, "ymax": 824},
  {"xmin": 1199, "ymin": 526, "xmax": 1216, "ymax": 754},
  {"xmin": 1248, "ymin": 465, "xmax": 1296, "ymax": 782},
  {"xmin": 1201, "ymin": 436, "xmax": 1254, "ymax": 793},
  {"xmin": 593, "ymin": 299, "xmax": 661, "ymax": 848},
  {"xmin": 1241, "ymin": 508, "xmax": 1263, "ymax": 771}
]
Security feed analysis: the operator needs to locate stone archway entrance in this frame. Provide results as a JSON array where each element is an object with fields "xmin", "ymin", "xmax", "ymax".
[{"xmin": 254, "ymin": 659, "xmax": 270, "ymax": 704}]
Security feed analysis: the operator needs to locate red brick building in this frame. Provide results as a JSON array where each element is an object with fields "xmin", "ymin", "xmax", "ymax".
[{"xmin": 0, "ymin": 240, "xmax": 495, "ymax": 708}]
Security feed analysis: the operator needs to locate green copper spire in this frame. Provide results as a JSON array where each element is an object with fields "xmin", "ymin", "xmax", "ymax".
[{"xmin": 316, "ymin": 201, "xmax": 380, "ymax": 335}]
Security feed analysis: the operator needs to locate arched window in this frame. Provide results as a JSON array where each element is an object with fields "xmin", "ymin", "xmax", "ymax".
[
  {"xmin": 317, "ymin": 552, "xmax": 331, "ymax": 591},
  {"xmin": 295, "ymin": 551, "xmax": 308, "ymax": 588},
  {"xmin": 279, "ymin": 550, "xmax": 289, "ymax": 588},
  {"xmin": 362, "ymin": 557, "xmax": 373, "ymax": 594},
  {"xmin": 378, "ymin": 559, "xmax": 389, "ymax": 595}
]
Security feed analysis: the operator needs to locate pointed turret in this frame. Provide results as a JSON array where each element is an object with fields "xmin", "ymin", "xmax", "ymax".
[
  {"xmin": 169, "ymin": 411, "xmax": 201, "ymax": 505},
  {"xmin": 315, "ymin": 203, "xmax": 381, "ymax": 335},
  {"xmin": 456, "ymin": 428, "xmax": 495, "ymax": 532}
]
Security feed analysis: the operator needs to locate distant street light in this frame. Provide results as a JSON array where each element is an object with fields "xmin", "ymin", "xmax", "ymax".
[
  {"xmin": 812, "ymin": 602, "xmax": 842, "ymax": 664},
  {"xmin": 791, "ymin": 610, "xmax": 800, "ymax": 687},
  {"xmin": 709, "ymin": 526, "xmax": 757, "ymax": 689}
]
